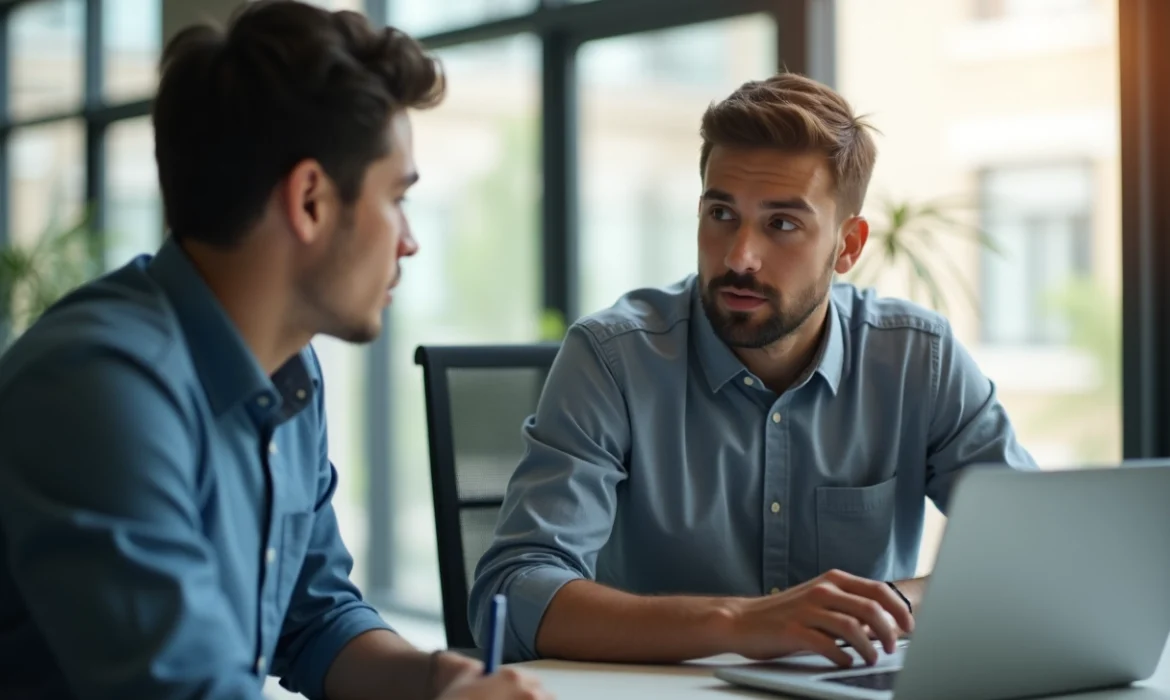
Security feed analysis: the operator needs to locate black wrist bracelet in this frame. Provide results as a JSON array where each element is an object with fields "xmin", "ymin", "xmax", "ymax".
[{"xmin": 887, "ymin": 581, "xmax": 912, "ymax": 614}]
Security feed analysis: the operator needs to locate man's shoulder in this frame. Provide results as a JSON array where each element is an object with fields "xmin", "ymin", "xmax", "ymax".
[
  {"xmin": 831, "ymin": 282, "xmax": 952, "ymax": 340},
  {"xmin": 573, "ymin": 276, "xmax": 696, "ymax": 346},
  {"xmin": 0, "ymin": 258, "xmax": 188, "ymax": 397}
]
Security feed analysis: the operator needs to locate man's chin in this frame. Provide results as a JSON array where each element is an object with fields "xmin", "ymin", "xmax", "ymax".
[{"xmin": 332, "ymin": 319, "xmax": 382, "ymax": 345}]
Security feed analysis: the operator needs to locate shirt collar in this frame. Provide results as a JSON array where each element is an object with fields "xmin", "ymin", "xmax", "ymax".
[
  {"xmin": 690, "ymin": 277, "xmax": 846, "ymax": 396},
  {"xmin": 146, "ymin": 237, "xmax": 317, "ymax": 421}
]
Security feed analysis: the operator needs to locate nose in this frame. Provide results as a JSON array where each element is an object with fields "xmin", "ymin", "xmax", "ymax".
[
  {"xmin": 399, "ymin": 224, "xmax": 419, "ymax": 258},
  {"xmin": 724, "ymin": 223, "xmax": 763, "ymax": 275}
]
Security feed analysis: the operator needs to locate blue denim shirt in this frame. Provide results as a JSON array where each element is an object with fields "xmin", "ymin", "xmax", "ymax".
[
  {"xmin": 469, "ymin": 275, "xmax": 1036, "ymax": 660},
  {"xmin": 0, "ymin": 239, "xmax": 390, "ymax": 699}
]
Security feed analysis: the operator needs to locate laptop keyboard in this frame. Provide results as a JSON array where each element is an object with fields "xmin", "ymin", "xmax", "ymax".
[{"xmin": 826, "ymin": 670, "xmax": 900, "ymax": 691}]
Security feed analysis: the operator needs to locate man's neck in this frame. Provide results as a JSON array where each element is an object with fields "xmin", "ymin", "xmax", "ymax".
[
  {"xmin": 732, "ymin": 301, "xmax": 830, "ymax": 395},
  {"xmin": 180, "ymin": 239, "xmax": 311, "ymax": 376}
]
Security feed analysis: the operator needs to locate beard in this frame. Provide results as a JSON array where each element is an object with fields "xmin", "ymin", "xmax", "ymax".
[{"xmin": 701, "ymin": 252, "xmax": 836, "ymax": 349}]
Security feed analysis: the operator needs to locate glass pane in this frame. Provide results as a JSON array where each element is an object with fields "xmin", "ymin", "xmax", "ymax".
[
  {"xmin": 103, "ymin": 0, "xmax": 161, "ymax": 103},
  {"xmin": 315, "ymin": 337, "xmax": 371, "ymax": 593},
  {"xmin": 576, "ymin": 15, "xmax": 778, "ymax": 316},
  {"xmin": 388, "ymin": 35, "xmax": 541, "ymax": 614},
  {"xmin": 105, "ymin": 118, "xmax": 162, "ymax": 269},
  {"xmin": 836, "ymin": 0, "xmax": 1121, "ymax": 568},
  {"xmin": 385, "ymin": 0, "xmax": 535, "ymax": 37},
  {"xmin": 302, "ymin": 0, "xmax": 366, "ymax": 11},
  {"xmin": 9, "ymin": 121, "xmax": 85, "ymax": 248},
  {"xmin": 10, "ymin": 0, "xmax": 85, "ymax": 119}
]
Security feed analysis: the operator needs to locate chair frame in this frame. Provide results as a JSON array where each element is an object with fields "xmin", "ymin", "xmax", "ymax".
[{"xmin": 414, "ymin": 343, "xmax": 561, "ymax": 649}]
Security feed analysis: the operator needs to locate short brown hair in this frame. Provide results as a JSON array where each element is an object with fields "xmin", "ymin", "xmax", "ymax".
[
  {"xmin": 699, "ymin": 73, "xmax": 877, "ymax": 218},
  {"xmin": 154, "ymin": 0, "xmax": 445, "ymax": 247}
]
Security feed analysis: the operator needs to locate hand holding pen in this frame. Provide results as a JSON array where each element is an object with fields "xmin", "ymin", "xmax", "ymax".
[{"xmin": 434, "ymin": 596, "xmax": 554, "ymax": 700}]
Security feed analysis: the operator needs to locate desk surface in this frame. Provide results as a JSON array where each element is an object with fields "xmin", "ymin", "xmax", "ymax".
[{"xmin": 517, "ymin": 636, "xmax": 1170, "ymax": 700}]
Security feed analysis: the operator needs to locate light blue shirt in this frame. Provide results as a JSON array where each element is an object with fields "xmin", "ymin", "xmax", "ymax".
[
  {"xmin": 0, "ymin": 239, "xmax": 390, "ymax": 699},
  {"xmin": 469, "ymin": 275, "xmax": 1036, "ymax": 660}
]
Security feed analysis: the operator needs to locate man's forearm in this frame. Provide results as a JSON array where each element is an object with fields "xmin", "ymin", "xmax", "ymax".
[
  {"xmin": 535, "ymin": 579, "xmax": 741, "ymax": 663},
  {"xmin": 323, "ymin": 629, "xmax": 429, "ymax": 700}
]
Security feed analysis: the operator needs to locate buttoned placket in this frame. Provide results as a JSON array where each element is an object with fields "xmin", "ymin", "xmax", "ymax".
[{"xmin": 740, "ymin": 374, "xmax": 792, "ymax": 596}]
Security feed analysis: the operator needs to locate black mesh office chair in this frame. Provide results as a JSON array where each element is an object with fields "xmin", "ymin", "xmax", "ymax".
[{"xmin": 414, "ymin": 343, "xmax": 561, "ymax": 650}]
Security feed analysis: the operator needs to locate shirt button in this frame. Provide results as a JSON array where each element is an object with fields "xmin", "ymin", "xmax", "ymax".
[
  {"xmin": 268, "ymin": 443, "xmax": 278, "ymax": 455},
  {"xmin": 257, "ymin": 396, "xmax": 270, "ymax": 408},
  {"xmin": 771, "ymin": 502, "xmax": 781, "ymax": 514},
  {"xmin": 743, "ymin": 377, "xmax": 755, "ymax": 387},
  {"xmin": 296, "ymin": 389, "xmax": 307, "ymax": 400},
  {"xmin": 255, "ymin": 655, "xmax": 267, "ymax": 674},
  {"xmin": 772, "ymin": 412, "xmax": 782, "ymax": 423},
  {"xmin": 771, "ymin": 587, "xmax": 781, "ymax": 595},
  {"xmin": 266, "ymin": 548, "xmax": 277, "ymax": 565}
]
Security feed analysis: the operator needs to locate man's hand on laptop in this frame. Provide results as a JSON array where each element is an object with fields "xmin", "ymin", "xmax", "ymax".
[{"xmin": 717, "ymin": 569, "xmax": 915, "ymax": 668}]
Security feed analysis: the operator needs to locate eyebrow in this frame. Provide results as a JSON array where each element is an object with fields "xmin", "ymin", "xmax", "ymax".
[{"xmin": 701, "ymin": 188, "xmax": 815, "ymax": 214}]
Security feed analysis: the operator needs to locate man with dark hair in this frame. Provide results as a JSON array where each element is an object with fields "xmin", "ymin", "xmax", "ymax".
[
  {"xmin": 0, "ymin": 2, "xmax": 549, "ymax": 699},
  {"xmin": 469, "ymin": 72, "xmax": 1036, "ymax": 667}
]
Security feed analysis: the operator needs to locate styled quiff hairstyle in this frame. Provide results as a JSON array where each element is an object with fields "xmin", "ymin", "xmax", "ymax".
[{"xmin": 699, "ymin": 73, "xmax": 878, "ymax": 218}]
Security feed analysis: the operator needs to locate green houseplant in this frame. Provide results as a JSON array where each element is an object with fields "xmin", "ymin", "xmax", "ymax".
[
  {"xmin": 0, "ymin": 206, "xmax": 104, "ymax": 349},
  {"xmin": 848, "ymin": 195, "xmax": 1002, "ymax": 316}
]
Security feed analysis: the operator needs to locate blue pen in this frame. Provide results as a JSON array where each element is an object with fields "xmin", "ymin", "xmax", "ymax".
[{"xmin": 484, "ymin": 594, "xmax": 507, "ymax": 674}]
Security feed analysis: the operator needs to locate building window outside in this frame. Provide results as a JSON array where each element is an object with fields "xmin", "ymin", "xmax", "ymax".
[{"xmin": 980, "ymin": 164, "xmax": 1094, "ymax": 346}]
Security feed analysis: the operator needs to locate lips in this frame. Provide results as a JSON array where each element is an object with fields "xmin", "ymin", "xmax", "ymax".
[{"xmin": 720, "ymin": 288, "xmax": 767, "ymax": 312}]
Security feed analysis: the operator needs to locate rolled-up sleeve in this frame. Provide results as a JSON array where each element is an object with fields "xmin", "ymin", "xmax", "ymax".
[
  {"xmin": 272, "ymin": 348, "xmax": 392, "ymax": 699},
  {"xmin": 925, "ymin": 326, "xmax": 1038, "ymax": 513},
  {"xmin": 467, "ymin": 323, "xmax": 631, "ymax": 661},
  {"xmin": 0, "ymin": 351, "xmax": 264, "ymax": 700}
]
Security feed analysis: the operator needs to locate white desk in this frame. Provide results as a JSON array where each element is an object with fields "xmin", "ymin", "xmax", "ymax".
[{"xmin": 517, "ymin": 635, "xmax": 1170, "ymax": 700}]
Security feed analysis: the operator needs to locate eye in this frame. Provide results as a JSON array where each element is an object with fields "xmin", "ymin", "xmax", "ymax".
[
  {"xmin": 708, "ymin": 205, "xmax": 736, "ymax": 222},
  {"xmin": 770, "ymin": 217, "xmax": 798, "ymax": 232}
]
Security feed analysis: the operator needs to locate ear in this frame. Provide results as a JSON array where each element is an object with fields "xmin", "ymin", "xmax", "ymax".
[
  {"xmin": 279, "ymin": 158, "xmax": 336, "ymax": 246},
  {"xmin": 834, "ymin": 216, "xmax": 869, "ymax": 275}
]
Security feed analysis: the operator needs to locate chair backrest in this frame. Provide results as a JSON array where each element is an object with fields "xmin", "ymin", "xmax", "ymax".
[{"xmin": 414, "ymin": 343, "xmax": 561, "ymax": 649}]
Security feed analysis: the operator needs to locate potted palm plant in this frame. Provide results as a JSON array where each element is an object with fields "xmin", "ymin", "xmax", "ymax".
[{"xmin": 847, "ymin": 194, "xmax": 1001, "ymax": 316}]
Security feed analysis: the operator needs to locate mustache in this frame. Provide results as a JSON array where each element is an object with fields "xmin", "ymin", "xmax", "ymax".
[{"xmin": 706, "ymin": 271, "xmax": 779, "ymax": 302}]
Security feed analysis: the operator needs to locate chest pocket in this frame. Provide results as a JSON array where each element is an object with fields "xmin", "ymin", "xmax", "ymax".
[
  {"xmin": 276, "ymin": 511, "xmax": 315, "ymax": 606},
  {"xmin": 815, "ymin": 476, "xmax": 898, "ymax": 580}
]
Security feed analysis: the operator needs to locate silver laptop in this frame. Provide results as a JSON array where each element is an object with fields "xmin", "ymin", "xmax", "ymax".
[{"xmin": 715, "ymin": 462, "xmax": 1170, "ymax": 700}]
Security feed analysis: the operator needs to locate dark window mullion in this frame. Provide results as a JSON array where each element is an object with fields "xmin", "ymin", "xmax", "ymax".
[
  {"xmin": 84, "ymin": 0, "xmax": 105, "ymax": 244},
  {"xmin": 541, "ymin": 30, "xmax": 578, "ymax": 324}
]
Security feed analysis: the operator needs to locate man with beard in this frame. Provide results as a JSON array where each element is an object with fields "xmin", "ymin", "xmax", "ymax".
[{"xmin": 469, "ymin": 73, "xmax": 1036, "ymax": 668}]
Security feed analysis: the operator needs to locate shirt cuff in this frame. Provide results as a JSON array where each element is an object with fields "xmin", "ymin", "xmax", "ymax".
[
  {"xmin": 503, "ymin": 565, "xmax": 583, "ymax": 661},
  {"xmin": 287, "ymin": 602, "xmax": 393, "ymax": 700}
]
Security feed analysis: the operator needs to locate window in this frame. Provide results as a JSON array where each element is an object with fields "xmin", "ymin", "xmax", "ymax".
[
  {"xmin": 10, "ymin": 0, "xmax": 84, "ymax": 119},
  {"xmin": 980, "ymin": 164, "xmax": 1093, "ymax": 346},
  {"xmin": 105, "ymin": 118, "xmax": 161, "ymax": 269},
  {"xmin": 8, "ymin": 121, "xmax": 85, "ymax": 247},
  {"xmin": 103, "ymin": 0, "xmax": 161, "ymax": 102},
  {"xmin": 576, "ymin": 15, "xmax": 777, "ymax": 316},
  {"xmin": 385, "ymin": 35, "xmax": 542, "ymax": 614},
  {"xmin": 385, "ymin": 0, "xmax": 535, "ymax": 37},
  {"xmin": 837, "ymin": 0, "xmax": 1121, "ymax": 571}
]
